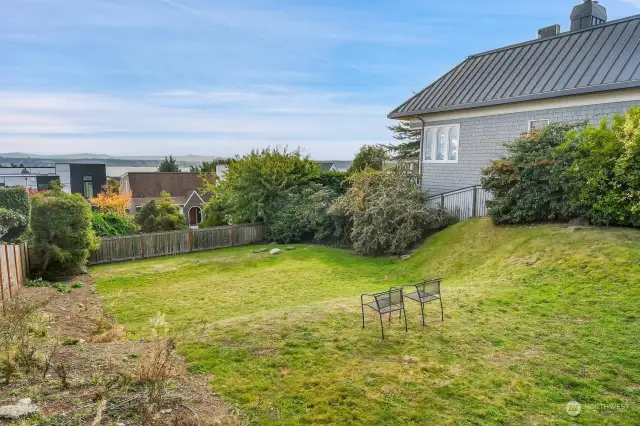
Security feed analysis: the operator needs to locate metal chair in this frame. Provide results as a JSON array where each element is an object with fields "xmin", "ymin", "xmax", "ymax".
[
  {"xmin": 402, "ymin": 279, "xmax": 444, "ymax": 327},
  {"xmin": 361, "ymin": 287, "xmax": 407, "ymax": 340}
]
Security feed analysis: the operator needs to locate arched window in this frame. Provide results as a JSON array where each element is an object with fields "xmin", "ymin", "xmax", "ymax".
[
  {"xmin": 421, "ymin": 124, "xmax": 460, "ymax": 164},
  {"xmin": 423, "ymin": 129, "xmax": 432, "ymax": 161},
  {"xmin": 448, "ymin": 126, "xmax": 459, "ymax": 161},
  {"xmin": 436, "ymin": 128, "xmax": 446, "ymax": 161}
]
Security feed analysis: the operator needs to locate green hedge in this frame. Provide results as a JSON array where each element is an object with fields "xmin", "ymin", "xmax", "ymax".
[
  {"xmin": 482, "ymin": 106, "xmax": 640, "ymax": 227},
  {"xmin": 92, "ymin": 212, "xmax": 138, "ymax": 237},
  {"xmin": 0, "ymin": 187, "xmax": 30, "ymax": 241},
  {"xmin": 31, "ymin": 189, "xmax": 99, "ymax": 279}
]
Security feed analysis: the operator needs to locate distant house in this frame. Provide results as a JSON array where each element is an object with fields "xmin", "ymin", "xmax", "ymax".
[
  {"xmin": 0, "ymin": 163, "xmax": 106, "ymax": 197},
  {"xmin": 315, "ymin": 161, "xmax": 352, "ymax": 172},
  {"xmin": 388, "ymin": 0, "xmax": 640, "ymax": 196},
  {"xmin": 120, "ymin": 172, "xmax": 215, "ymax": 227}
]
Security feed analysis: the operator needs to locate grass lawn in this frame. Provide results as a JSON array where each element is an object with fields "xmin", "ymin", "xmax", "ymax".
[{"xmin": 94, "ymin": 219, "xmax": 640, "ymax": 425}]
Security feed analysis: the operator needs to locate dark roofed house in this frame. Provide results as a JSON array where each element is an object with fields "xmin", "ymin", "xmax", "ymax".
[
  {"xmin": 389, "ymin": 0, "xmax": 640, "ymax": 198},
  {"xmin": 120, "ymin": 172, "xmax": 215, "ymax": 227}
]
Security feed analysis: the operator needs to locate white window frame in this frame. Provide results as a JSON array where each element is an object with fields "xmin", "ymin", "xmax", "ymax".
[
  {"xmin": 528, "ymin": 119, "xmax": 550, "ymax": 132},
  {"xmin": 422, "ymin": 124, "xmax": 460, "ymax": 164}
]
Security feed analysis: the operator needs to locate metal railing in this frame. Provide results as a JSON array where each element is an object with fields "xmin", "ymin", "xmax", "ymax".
[{"xmin": 427, "ymin": 186, "xmax": 492, "ymax": 221}]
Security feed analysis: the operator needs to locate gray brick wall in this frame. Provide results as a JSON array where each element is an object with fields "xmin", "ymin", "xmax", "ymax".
[{"xmin": 420, "ymin": 100, "xmax": 639, "ymax": 195}]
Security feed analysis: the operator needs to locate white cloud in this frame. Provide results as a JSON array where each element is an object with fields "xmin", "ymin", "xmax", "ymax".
[{"xmin": 0, "ymin": 89, "xmax": 393, "ymax": 159}]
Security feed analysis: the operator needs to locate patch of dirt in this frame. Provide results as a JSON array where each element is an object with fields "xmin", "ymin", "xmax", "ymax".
[{"xmin": 1, "ymin": 276, "xmax": 242, "ymax": 425}]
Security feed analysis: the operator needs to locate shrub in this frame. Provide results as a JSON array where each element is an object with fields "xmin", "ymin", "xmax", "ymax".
[
  {"xmin": 310, "ymin": 171, "xmax": 349, "ymax": 194},
  {"xmin": 0, "ymin": 208, "xmax": 26, "ymax": 242},
  {"xmin": 555, "ymin": 119, "xmax": 624, "ymax": 225},
  {"xmin": 135, "ymin": 192, "xmax": 187, "ymax": 233},
  {"xmin": 31, "ymin": 187, "xmax": 99, "ymax": 279},
  {"xmin": 92, "ymin": 211, "xmax": 138, "ymax": 236},
  {"xmin": 331, "ymin": 166, "xmax": 454, "ymax": 256},
  {"xmin": 0, "ymin": 187, "xmax": 30, "ymax": 242},
  {"xmin": 268, "ymin": 184, "xmax": 348, "ymax": 245},
  {"xmin": 201, "ymin": 148, "xmax": 319, "ymax": 227},
  {"xmin": 481, "ymin": 123, "xmax": 577, "ymax": 224},
  {"xmin": 556, "ymin": 107, "xmax": 640, "ymax": 226}
]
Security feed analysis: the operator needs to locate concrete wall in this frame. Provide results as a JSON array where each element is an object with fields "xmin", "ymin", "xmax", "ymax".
[{"xmin": 416, "ymin": 99, "xmax": 639, "ymax": 195}]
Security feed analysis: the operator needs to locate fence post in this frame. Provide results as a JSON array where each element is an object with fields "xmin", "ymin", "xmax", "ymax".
[
  {"xmin": 231, "ymin": 225, "xmax": 236, "ymax": 247},
  {"xmin": 4, "ymin": 244, "xmax": 12, "ymax": 299},
  {"xmin": 22, "ymin": 242, "xmax": 29, "ymax": 277},
  {"xmin": 140, "ymin": 235, "xmax": 145, "ymax": 259},
  {"xmin": 0, "ymin": 245, "xmax": 6, "ymax": 313},
  {"xmin": 188, "ymin": 229, "xmax": 193, "ymax": 252},
  {"xmin": 440, "ymin": 194, "xmax": 445, "ymax": 209},
  {"xmin": 472, "ymin": 186, "xmax": 478, "ymax": 218},
  {"xmin": 13, "ymin": 244, "xmax": 22, "ymax": 288}
]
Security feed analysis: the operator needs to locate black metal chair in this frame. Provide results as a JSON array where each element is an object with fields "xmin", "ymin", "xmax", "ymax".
[
  {"xmin": 402, "ymin": 279, "xmax": 444, "ymax": 327},
  {"xmin": 361, "ymin": 287, "xmax": 407, "ymax": 340}
]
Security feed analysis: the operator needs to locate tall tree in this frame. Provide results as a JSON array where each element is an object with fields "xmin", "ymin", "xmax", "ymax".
[
  {"xmin": 385, "ymin": 121, "xmax": 421, "ymax": 160},
  {"xmin": 201, "ymin": 148, "xmax": 318, "ymax": 226},
  {"xmin": 349, "ymin": 145, "xmax": 388, "ymax": 173},
  {"xmin": 158, "ymin": 155, "xmax": 181, "ymax": 172}
]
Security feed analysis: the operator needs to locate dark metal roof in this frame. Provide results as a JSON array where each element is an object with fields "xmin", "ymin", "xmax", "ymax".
[{"xmin": 389, "ymin": 15, "xmax": 640, "ymax": 119}]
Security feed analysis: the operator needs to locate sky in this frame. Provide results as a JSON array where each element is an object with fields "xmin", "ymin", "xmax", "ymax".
[{"xmin": 1, "ymin": 0, "xmax": 639, "ymax": 160}]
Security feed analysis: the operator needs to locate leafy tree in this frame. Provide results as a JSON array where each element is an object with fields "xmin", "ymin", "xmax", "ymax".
[
  {"xmin": 89, "ymin": 184, "xmax": 132, "ymax": 215},
  {"xmin": 385, "ymin": 121, "xmax": 421, "ymax": 159},
  {"xmin": 31, "ymin": 187, "xmax": 99, "ymax": 278},
  {"xmin": 349, "ymin": 145, "xmax": 388, "ymax": 173},
  {"xmin": 0, "ymin": 187, "xmax": 30, "ymax": 242},
  {"xmin": 157, "ymin": 155, "xmax": 181, "ymax": 172},
  {"xmin": 202, "ymin": 148, "xmax": 319, "ymax": 228},
  {"xmin": 135, "ymin": 192, "xmax": 187, "ymax": 233},
  {"xmin": 331, "ymin": 166, "xmax": 454, "ymax": 256},
  {"xmin": 0, "ymin": 208, "xmax": 26, "ymax": 242}
]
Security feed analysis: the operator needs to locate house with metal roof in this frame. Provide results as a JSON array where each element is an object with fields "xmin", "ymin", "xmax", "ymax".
[{"xmin": 389, "ymin": 0, "xmax": 640, "ymax": 196}]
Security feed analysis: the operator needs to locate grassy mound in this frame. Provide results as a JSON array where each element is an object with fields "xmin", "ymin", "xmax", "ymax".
[{"xmin": 94, "ymin": 219, "xmax": 640, "ymax": 424}]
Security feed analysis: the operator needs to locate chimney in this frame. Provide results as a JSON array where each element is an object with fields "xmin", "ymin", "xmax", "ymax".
[
  {"xmin": 538, "ymin": 24, "xmax": 561, "ymax": 39},
  {"xmin": 571, "ymin": 0, "xmax": 607, "ymax": 32}
]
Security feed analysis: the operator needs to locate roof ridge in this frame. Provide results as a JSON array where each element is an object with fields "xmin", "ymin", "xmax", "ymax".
[{"xmin": 469, "ymin": 13, "xmax": 640, "ymax": 59}]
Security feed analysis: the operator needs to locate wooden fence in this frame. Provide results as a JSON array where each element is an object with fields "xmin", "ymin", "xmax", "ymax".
[
  {"xmin": 427, "ymin": 185, "xmax": 493, "ymax": 222},
  {"xmin": 89, "ymin": 223, "xmax": 265, "ymax": 265},
  {"xmin": 0, "ymin": 242, "xmax": 29, "ymax": 310}
]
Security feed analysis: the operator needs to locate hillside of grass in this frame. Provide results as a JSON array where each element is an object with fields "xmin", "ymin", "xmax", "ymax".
[{"xmin": 95, "ymin": 219, "xmax": 640, "ymax": 424}]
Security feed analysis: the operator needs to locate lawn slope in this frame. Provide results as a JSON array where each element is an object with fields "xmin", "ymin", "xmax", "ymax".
[{"xmin": 94, "ymin": 219, "xmax": 640, "ymax": 425}]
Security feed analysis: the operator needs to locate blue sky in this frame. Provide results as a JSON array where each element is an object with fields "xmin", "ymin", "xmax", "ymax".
[{"xmin": 1, "ymin": 0, "xmax": 639, "ymax": 160}]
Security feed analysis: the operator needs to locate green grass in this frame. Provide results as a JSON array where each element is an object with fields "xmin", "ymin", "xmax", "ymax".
[{"xmin": 94, "ymin": 219, "xmax": 640, "ymax": 425}]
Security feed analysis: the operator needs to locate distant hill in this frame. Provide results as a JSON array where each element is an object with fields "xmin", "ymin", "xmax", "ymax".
[{"xmin": 0, "ymin": 153, "xmax": 221, "ymax": 168}]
